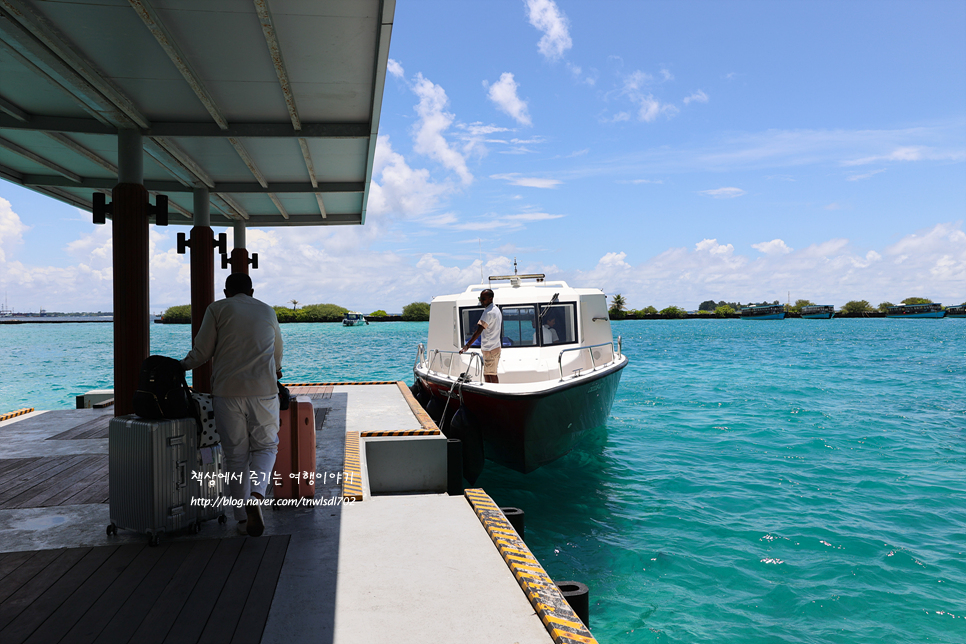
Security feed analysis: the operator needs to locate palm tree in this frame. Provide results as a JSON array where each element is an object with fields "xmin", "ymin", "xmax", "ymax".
[
  {"xmin": 289, "ymin": 299, "xmax": 299, "ymax": 310},
  {"xmin": 610, "ymin": 294, "xmax": 626, "ymax": 313}
]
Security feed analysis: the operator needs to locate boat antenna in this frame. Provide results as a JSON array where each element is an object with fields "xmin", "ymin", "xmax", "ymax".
[
  {"xmin": 479, "ymin": 239, "xmax": 484, "ymax": 284},
  {"xmin": 513, "ymin": 257, "xmax": 518, "ymax": 275}
]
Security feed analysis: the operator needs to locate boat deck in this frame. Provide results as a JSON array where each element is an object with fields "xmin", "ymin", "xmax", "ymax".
[{"xmin": 0, "ymin": 384, "xmax": 592, "ymax": 644}]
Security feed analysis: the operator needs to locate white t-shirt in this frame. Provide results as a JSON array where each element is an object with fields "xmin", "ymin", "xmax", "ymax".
[
  {"xmin": 478, "ymin": 303, "xmax": 503, "ymax": 351},
  {"xmin": 533, "ymin": 324, "xmax": 559, "ymax": 344}
]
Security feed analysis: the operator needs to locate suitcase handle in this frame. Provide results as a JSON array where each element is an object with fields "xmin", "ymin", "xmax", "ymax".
[
  {"xmin": 177, "ymin": 460, "xmax": 187, "ymax": 488},
  {"xmin": 168, "ymin": 435, "xmax": 185, "ymax": 446}
]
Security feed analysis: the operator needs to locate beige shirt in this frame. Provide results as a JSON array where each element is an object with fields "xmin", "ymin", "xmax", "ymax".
[{"xmin": 181, "ymin": 294, "xmax": 282, "ymax": 397}]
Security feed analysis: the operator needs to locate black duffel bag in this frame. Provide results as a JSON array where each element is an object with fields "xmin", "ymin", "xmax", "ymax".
[{"xmin": 133, "ymin": 355, "xmax": 193, "ymax": 419}]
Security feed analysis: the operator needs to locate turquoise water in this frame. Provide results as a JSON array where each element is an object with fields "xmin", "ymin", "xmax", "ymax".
[{"xmin": 2, "ymin": 319, "xmax": 964, "ymax": 642}]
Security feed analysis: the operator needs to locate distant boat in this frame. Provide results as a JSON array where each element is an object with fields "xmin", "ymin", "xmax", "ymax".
[
  {"xmin": 943, "ymin": 305, "xmax": 965, "ymax": 318},
  {"xmin": 886, "ymin": 303, "xmax": 945, "ymax": 318},
  {"xmin": 740, "ymin": 304, "xmax": 785, "ymax": 320},
  {"xmin": 342, "ymin": 311, "xmax": 368, "ymax": 326},
  {"xmin": 800, "ymin": 305, "xmax": 835, "ymax": 319}
]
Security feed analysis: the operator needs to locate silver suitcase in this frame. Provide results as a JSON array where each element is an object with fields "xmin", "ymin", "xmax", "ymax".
[{"xmin": 108, "ymin": 415, "xmax": 227, "ymax": 545}]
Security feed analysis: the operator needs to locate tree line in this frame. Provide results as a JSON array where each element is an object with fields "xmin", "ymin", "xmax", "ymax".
[
  {"xmin": 607, "ymin": 295, "xmax": 962, "ymax": 319},
  {"xmin": 160, "ymin": 301, "xmax": 432, "ymax": 323}
]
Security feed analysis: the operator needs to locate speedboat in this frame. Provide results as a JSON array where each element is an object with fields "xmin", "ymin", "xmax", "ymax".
[
  {"xmin": 342, "ymin": 311, "xmax": 368, "ymax": 326},
  {"xmin": 412, "ymin": 274, "xmax": 627, "ymax": 477}
]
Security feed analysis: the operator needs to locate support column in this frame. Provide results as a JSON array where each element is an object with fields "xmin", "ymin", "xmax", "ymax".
[
  {"xmin": 190, "ymin": 188, "xmax": 214, "ymax": 394},
  {"xmin": 113, "ymin": 128, "xmax": 148, "ymax": 416},
  {"xmin": 230, "ymin": 219, "xmax": 249, "ymax": 275}
]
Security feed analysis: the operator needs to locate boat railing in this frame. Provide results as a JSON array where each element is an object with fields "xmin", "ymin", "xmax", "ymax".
[
  {"xmin": 557, "ymin": 340, "xmax": 619, "ymax": 380},
  {"xmin": 427, "ymin": 349, "xmax": 484, "ymax": 383},
  {"xmin": 415, "ymin": 343, "xmax": 426, "ymax": 369}
]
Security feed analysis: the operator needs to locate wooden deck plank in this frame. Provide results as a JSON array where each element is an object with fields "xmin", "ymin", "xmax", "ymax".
[
  {"xmin": 230, "ymin": 535, "xmax": 291, "ymax": 644},
  {"xmin": 0, "ymin": 455, "xmax": 92, "ymax": 506},
  {"xmin": 0, "ymin": 457, "xmax": 84, "ymax": 502},
  {"xmin": 0, "ymin": 550, "xmax": 62, "ymax": 604},
  {"xmin": 56, "ymin": 460, "xmax": 111, "ymax": 506},
  {"xmin": 16, "ymin": 455, "xmax": 108, "ymax": 508},
  {"xmin": 162, "ymin": 538, "xmax": 246, "ymax": 644},
  {"xmin": 41, "ymin": 455, "xmax": 109, "ymax": 506},
  {"xmin": 4, "ymin": 455, "xmax": 106, "ymax": 509},
  {"xmin": 129, "ymin": 538, "xmax": 222, "ymax": 644},
  {"xmin": 22, "ymin": 544, "xmax": 147, "ymax": 644},
  {"xmin": 0, "ymin": 458, "xmax": 44, "ymax": 487},
  {"xmin": 198, "ymin": 538, "xmax": 270, "ymax": 644},
  {"xmin": 0, "ymin": 546, "xmax": 113, "ymax": 641},
  {"xmin": 0, "ymin": 551, "xmax": 34, "ymax": 584},
  {"xmin": 88, "ymin": 541, "xmax": 195, "ymax": 644},
  {"xmin": 45, "ymin": 415, "xmax": 111, "ymax": 441},
  {"xmin": 0, "ymin": 548, "xmax": 89, "ymax": 621}
]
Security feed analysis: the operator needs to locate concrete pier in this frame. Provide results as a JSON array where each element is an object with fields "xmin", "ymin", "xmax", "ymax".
[{"xmin": 0, "ymin": 384, "xmax": 595, "ymax": 644}]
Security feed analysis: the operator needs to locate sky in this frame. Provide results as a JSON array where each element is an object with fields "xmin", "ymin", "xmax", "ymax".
[{"xmin": 1, "ymin": 0, "xmax": 964, "ymax": 313}]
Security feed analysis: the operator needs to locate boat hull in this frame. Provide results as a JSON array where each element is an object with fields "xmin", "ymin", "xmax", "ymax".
[
  {"xmin": 801, "ymin": 313, "xmax": 834, "ymax": 319},
  {"xmin": 886, "ymin": 312, "xmax": 945, "ymax": 318},
  {"xmin": 416, "ymin": 360, "xmax": 626, "ymax": 473},
  {"xmin": 741, "ymin": 313, "xmax": 786, "ymax": 320}
]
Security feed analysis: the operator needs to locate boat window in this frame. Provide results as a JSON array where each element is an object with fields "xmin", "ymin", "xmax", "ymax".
[
  {"xmin": 536, "ymin": 303, "xmax": 576, "ymax": 346},
  {"xmin": 501, "ymin": 306, "xmax": 538, "ymax": 347}
]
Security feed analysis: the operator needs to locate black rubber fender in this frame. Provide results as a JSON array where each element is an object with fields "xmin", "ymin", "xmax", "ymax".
[{"xmin": 450, "ymin": 406, "xmax": 484, "ymax": 484}]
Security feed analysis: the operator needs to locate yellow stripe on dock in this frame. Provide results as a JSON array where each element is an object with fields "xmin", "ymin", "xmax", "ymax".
[
  {"xmin": 464, "ymin": 488, "xmax": 598, "ymax": 644},
  {"xmin": 342, "ymin": 431, "xmax": 364, "ymax": 501},
  {"xmin": 395, "ymin": 381, "xmax": 438, "ymax": 432},
  {"xmin": 0, "ymin": 408, "xmax": 34, "ymax": 422},
  {"xmin": 360, "ymin": 428, "xmax": 440, "ymax": 437}
]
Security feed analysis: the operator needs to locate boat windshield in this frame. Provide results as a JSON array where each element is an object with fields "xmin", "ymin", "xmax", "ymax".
[{"xmin": 460, "ymin": 302, "xmax": 577, "ymax": 348}]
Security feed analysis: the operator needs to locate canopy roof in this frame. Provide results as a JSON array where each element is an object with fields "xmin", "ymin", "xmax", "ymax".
[{"xmin": 0, "ymin": 0, "xmax": 394, "ymax": 226}]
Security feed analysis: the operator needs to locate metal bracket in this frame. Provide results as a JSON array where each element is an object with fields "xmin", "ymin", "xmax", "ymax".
[
  {"xmin": 250, "ymin": 253, "xmax": 258, "ymax": 269},
  {"xmin": 214, "ymin": 232, "xmax": 227, "ymax": 255},
  {"xmin": 92, "ymin": 192, "xmax": 112, "ymax": 224},
  {"xmin": 176, "ymin": 232, "xmax": 190, "ymax": 254},
  {"xmin": 148, "ymin": 194, "xmax": 168, "ymax": 226},
  {"xmin": 220, "ymin": 253, "xmax": 229, "ymax": 270}
]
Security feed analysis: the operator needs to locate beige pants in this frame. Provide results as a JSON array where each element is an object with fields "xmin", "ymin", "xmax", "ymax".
[{"xmin": 482, "ymin": 348, "xmax": 501, "ymax": 376}]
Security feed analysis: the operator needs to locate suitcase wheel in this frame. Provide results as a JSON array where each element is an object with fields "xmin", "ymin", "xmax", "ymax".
[
  {"xmin": 218, "ymin": 515, "xmax": 226, "ymax": 524},
  {"xmin": 190, "ymin": 521, "xmax": 201, "ymax": 534},
  {"xmin": 106, "ymin": 523, "xmax": 117, "ymax": 536},
  {"xmin": 149, "ymin": 534, "xmax": 161, "ymax": 547}
]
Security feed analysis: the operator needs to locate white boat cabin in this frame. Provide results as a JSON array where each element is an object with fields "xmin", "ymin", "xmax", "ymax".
[{"xmin": 423, "ymin": 276, "xmax": 621, "ymax": 386}]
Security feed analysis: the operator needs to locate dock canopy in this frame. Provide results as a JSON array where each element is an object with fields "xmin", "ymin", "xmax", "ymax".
[{"xmin": 0, "ymin": 0, "xmax": 394, "ymax": 226}]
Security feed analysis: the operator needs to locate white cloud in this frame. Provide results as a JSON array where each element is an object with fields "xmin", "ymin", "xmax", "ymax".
[
  {"xmin": 490, "ymin": 173, "xmax": 562, "ymax": 188},
  {"xmin": 569, "ymin": 223, "xmax": 966, "ymax": 309},
  {"xmin": 0, "ymin": 197, "xmax": 29, "ymax": 263},
  {"xmin": 618, "ymin": 71, "xmax": 679, "ymax": 123},
  {"xmin": 525, "ymin": 0, "xmax": 572, "ymax": 61},
  {"xmin": 683, "ymin": 89, "xmax": 708, "ymax": 105},
  {"xmin": 842, "ymin": 146, "xmax": 926, "ymax": 166},
  {"xmin": 387, "ymin": 58, "xmax": 404, "ymax": 78},
  {"xmin": 367, "ymin": 135, "xmax": 452, "ymax": 217},
  {"xmin": 824, "ymin": 203, "xmax": 843, "ymax": 210},
  {"xmin": 411, "ymin": 73, "xmax": 473, "ymax": 185},
  {"xmin": 847, "ymin": 169, "xmax": 885, "ymax": 181},
  {"xmin": 660, "ymin": 69, "xmax": 674, "ymax": 82},
  {"xmin": 752, "ymin": 239, "xmax": 793, "ymax": 255},
  {"xmin": 484, "ymin": 72, "xmax": 532, "ymax": 126},
  {"xmin": 700, "ymin": 187, "xmax": 746, "ymax": 198}
]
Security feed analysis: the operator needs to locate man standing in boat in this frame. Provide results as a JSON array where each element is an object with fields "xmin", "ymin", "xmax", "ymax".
[{"xmin": 460, "ymin": 288, "xmax": 503, "ymax": 383}]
